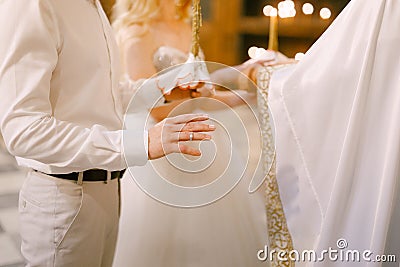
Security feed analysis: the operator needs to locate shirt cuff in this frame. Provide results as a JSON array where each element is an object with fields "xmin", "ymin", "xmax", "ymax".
[{"xmin": 122, "ymin": 129, "xmax": 149, "ymax": 167}]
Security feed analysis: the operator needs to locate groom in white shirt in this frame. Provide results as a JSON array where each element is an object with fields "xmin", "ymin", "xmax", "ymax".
[{"xmin": 0, "ymin": 0, "xmax": 214, "ymax": 266}]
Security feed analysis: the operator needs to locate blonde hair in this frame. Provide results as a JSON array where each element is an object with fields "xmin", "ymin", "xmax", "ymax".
[{"xmin": 112, "ymin": 0, "xmax": 191, "ymax": 42}]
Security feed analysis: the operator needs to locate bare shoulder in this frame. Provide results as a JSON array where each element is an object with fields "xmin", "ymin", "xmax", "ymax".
[{"xmin": 120, "ymin": 27, "xmax": 158, "ymax": 80}]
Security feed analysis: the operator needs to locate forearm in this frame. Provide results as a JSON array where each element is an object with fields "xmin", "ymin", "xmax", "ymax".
[
  {"xmin": 196, "ymin": 90, "xmax": 255, "ymax": 111},
  {"xmin": 210, "ymin": 65, "xmax": 258, "ymax": 93},
  {"xmin": 150, "ymin": 100, "xmax": 188, "ymax": 122}
]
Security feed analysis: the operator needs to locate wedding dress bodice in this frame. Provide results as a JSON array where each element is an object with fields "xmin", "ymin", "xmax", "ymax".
[
  {"xmin": 153, "ymin": 46, "xmax": 187, "ymax": 72},
  {"xmin": 152, "ymin": 46, "xmax": 204, "ymax": 72}
]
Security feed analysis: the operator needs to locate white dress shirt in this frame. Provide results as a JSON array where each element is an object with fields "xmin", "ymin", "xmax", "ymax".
[{"xmin": 0, "ymin": 0, "xmax": 154, "ymax": 173}]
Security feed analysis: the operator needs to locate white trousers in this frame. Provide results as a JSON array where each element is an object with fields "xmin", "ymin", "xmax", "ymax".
[{"xmin": 18, "ymin": 170, "xmax": 120, "ymax": 267}]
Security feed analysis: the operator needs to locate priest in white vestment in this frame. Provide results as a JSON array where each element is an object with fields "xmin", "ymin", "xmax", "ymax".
[{"xmin": 269, "ymin": 0, "xmax": 400, "ymax": 266}]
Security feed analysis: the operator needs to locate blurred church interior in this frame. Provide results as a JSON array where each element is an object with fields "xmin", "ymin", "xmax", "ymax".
[{"xmin": 101, "ymin": 0, "xmax": 350, "ymax": 64}]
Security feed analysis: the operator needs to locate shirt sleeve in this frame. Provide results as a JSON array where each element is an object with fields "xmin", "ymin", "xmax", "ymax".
[
  {"xmin": 0, "ymin": 0, "xmax": 148, "ymax": 173},
  {"xmin": 118, "ymin": 77, "xmax": 160, "ymax": 168}
]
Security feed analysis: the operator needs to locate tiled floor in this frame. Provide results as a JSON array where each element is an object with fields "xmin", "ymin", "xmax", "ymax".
[{"xmin": 0, "ymin": 147, "xmax": 25, "ymax": 267}]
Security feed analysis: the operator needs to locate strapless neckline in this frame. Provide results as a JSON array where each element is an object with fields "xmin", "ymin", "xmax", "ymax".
[
  {"xmin": 155, "ymin": 46, "xmax": 188, "ymax": 57},
  {"xmin": 152, "ymin": 46, "xmax": 204, "ymax": 72},
  {"xmin": 152, "ymin": 46, "xmax": 189, "ymax": 72}
]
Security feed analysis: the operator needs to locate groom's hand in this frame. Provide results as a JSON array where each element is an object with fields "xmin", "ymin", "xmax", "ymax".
[{"xmin": 148, "ymin": 114, "xmax": 215, "ymax": 160}]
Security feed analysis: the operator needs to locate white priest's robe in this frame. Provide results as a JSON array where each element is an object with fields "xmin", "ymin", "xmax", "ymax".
[{"xmin": 269, "ymin": 0, "xmax": 400, "ymax": 266}]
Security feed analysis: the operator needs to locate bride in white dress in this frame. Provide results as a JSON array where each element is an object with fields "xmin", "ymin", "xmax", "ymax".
[{"xmin": 112, "ymin": 0, "xmax": 269, "ymax": 266}]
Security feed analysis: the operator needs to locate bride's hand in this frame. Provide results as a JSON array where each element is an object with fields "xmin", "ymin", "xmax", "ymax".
[
  {"xmin": 158, "ymin": 66, "xmax": 214, "ymax": 101},
  {"xmin": 162, "ymin": 86, "xmax": 207, "ymax": 102},
  {"xmin": 174, "ymin": 55, "xmax": 215, "ymax": 97},
  {"xmin": 163, "ymin": 87, "xmax": 195, "ymax": 102},
  {"xmin": 163, "ymin": 80, "xmax": 214, "ymax": 101}
]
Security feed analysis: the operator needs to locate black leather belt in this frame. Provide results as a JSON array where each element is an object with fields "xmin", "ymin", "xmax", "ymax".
[{"xmin": 36, "ymin": 169, "xmax": 125, "ymax": 182}]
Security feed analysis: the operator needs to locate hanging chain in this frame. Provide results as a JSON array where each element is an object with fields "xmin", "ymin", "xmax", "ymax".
[{"xmin": 191, "ymin": 0, "xmax": 202, "ymax": 57}]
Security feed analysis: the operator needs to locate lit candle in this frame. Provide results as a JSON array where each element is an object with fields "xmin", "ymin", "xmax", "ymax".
[
  {"xmin": 268, "ymin": 8, "xmax": 279, "ymax": 51},
  {"xmin": 320, "ymin": 7, "xmax": 332, "ymax": 20}
]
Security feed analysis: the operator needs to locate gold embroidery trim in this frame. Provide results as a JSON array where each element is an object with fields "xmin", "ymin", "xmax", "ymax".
[{"xmin": 257, "ymin": 65, "xmax": 295, "ymax": 267}]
